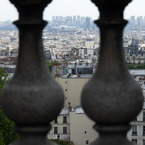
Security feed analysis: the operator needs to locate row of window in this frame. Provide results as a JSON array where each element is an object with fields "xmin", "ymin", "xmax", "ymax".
[
  {"xmin": 132, "ymin": 126, "xmax": 145, "ymax": 135},
  {"xmin": 143, "ymin": 112, "xmax": 145, "ymax": 121},
  {"xmin": 132, "ymin": 139, "xmax": 137, "ymax": 144},
  {"xmin": 132, "ymin": 139, "xmax": 145, "ymax": 145},
  {"xmin": 54, "ymin": 116, "xmax": 67, "ymax": 123},
  {"xmin": 54, "ymin": 127, "xmax": 67, "ymax": 134},
  {"xmin": 132, "ymin": 125, "xmax": 137, "ymax": 135}
]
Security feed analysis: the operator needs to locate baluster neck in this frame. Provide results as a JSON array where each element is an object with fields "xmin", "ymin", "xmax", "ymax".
[
  {"xmin": 95, "ymin": 20, "xmax": 128, "ymax": 77},
  {"xmin": 14, "ymin": 21, "xmax": 49, "ymax": 78}
]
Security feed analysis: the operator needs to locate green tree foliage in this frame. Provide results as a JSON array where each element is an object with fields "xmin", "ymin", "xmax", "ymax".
[
  {"xmin": 46, "ymin": 61, "xmax": 59, "ymax": 71},
  {"xmin": 127, "ymin": 64, "xmax": 135, "ymax": 69},
  {"xmin": 0, "ymin": 68, "xmax": 18, "ymax": 145},
  {"xmin": 0, "ymin": 68, "xmax": 9, "ymax": 94},
  {"xmin": 127, "ymin": 64, "xmax": 145, "ymax": 69},
  {"xmin": 136, "ymin": 64, "xmax": 145, "ymax": 69},
  {"xmin": 50, "ymin": 139, "xmax": 73, "ymax": 145},
  {"xmin": 0, "ymin": 108, "xmax": 18, "ymax": 145}
]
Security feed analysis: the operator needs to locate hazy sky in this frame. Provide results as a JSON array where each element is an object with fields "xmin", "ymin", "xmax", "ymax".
[{"xmin": 0, "ymin": 0, "xmax": 145, "ymax": 21}]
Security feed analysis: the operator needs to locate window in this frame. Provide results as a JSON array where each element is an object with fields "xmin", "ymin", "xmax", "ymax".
[
  {"xmin": 143, "ymin": 126, "xmax": 145, "ymax": 135},
  {"xmin": 143, "ymin": 112, "xmax": 145, "ymax": 121},
  {"xmin": 54, "ymin": 127, "xmax": 58, "ymax": 134},
  {"xmin": 133, "ymin": 56, "xmax": 135, "ymax": 64},
  {"xmin": 84, "ymin": 49, "xmax": 87, "ymax": 54},
  {"xmin": 63, "ymin": 127, "xmax": 67, "ymax": 134},
  {"xmin": 85, "ymin": 131, "xmax": 87, "ymax": 134},
  {"xmin": 84, "ymin": 56, "xmax": 88, "ymax": 59},
  {"xmin": 138, "ymin": 56, "xmax": 141, "ymax": 64},
  {"xmin": 86, "ymin": 140, "xmax": 89, "ymax": 144},
  {"xmin": 132, "ymin": 125, "xmax": 137, "ymax": 135},
  {"xmin": 132, "ymin": 139, "xmax": 137, "ymax": 144},
  {"xmin": 63, "ymin": 116, "xmax": 67, "ymax": 123}
]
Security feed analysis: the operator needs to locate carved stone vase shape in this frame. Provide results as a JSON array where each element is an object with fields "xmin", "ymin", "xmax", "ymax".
[
  {"xmin": 1, "ymin": 0, "xmax": 64, "ymax": 145},
  {"xmin": 81, "ymin": 0, "xmax": 143, "ymax": 145}
]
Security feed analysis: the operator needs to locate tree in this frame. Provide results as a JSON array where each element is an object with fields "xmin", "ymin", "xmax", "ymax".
[
  {"xmin": 0, "ymin": 108, "xmax": 18, "ymax": 145},
  {"xmin": 46, "ymin": 61, "xmax": 59, "ymax": 71},
  {"xmin": 0, "ymin": 68, "xmax": 18, "ymax": 145},
  {"xmin": 0, "ymin": 68, "xmax": 9, "ymax": 93},
  {"xmin": 127, "ymin": 64, "xmax": 135, "ymax": 69}
]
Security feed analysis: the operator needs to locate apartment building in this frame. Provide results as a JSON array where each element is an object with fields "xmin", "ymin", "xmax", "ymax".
[
  {"xmin": 55, "ymin": 76, "xmax": 90, "ymax": 108},
  {"xmin": 47, "ymin": 108, "xmax": 98, "ymax": 145},
  {"xmin": 127, "ymin": 102, "xmax": 145, "ymax": 145},
  {"xmin": 48, "ymin": 109, "xmax": 70, "ymax": 141}
]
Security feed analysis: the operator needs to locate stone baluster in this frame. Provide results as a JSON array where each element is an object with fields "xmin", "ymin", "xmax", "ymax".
[
  {"xmin": 1, "ymin": 0, "xmax": 64, "ymax": 145},
  {"xmin": 81, "ymin": 0, "xmax": 144, "ymax": 145}
]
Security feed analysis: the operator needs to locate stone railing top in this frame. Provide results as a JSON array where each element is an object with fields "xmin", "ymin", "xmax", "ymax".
[
  {"xmin": 91, "ymin": 0, "xmax": 132, "ymax": 19},
  {"xmin": 10, "ymin": 0, "xmax": 52, "ymax": 6},
  {"xmin": 10, "ymin": 0, "xmax": 52, "ymax": 19}
]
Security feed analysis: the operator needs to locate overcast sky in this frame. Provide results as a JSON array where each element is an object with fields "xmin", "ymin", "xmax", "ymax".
[{"xmin": 0, "ymin": 0, "xmax": 145, "ymax": 21}]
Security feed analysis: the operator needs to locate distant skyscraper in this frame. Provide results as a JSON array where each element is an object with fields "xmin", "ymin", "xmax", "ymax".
[
  {"xmin": 52, "ymin": 16, "xmax": 56, "ymax": 23},
  {"xmin": 130, "ymin": 16, "xmax": 135, "ymax": 24},
  {"xmin": 56, "ymin": 16, "xmax": 58, "ymax": 21},
  {"xmin": 77, "ymin": 15, "xmax": 80, "ymax": 22},
  {"xmin": 140, "ymin": 16, "xmax": 144, "ymax": 25},
  {"xmin": 58, "ymin": 16, "xmax": 63, "ymax": 22},
  {"xmin": 80, "ymin": 17, "xmax": 86, "ymax": 26},
  {"xmin": 85, "ymin": 17, "xmax": 91, "ymax": 29},
  {"xmin": 73, "ymin": 16, "xmax": 77, "ymax": 24},
  {"xmin": 66, "ymin": 16, "xmax": 72, "ymax": 25},
  {"xmin": 136, "ymin": 16, "xmax": 144, "ymax": 25}
]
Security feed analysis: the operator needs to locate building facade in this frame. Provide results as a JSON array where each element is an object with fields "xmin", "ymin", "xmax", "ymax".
[{"xmin": 127, "ymin": 103, "xmax": 145, "ymax": 145}]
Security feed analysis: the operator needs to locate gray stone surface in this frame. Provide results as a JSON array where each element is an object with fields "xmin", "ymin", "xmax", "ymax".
[
  {"xmin": 81, "ymin": 0, "xmax": 144, "ymax": 145},
  {"xmin": 1, "ymin": 0, "xmax": 64, "ymax": 145}
]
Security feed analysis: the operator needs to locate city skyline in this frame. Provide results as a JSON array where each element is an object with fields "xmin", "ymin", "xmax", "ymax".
[{"xmin": 0, "ymin": 0, "xmax": 145, "ymax": 21}]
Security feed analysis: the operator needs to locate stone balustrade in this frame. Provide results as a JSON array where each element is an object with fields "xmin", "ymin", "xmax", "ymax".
[{"xmin": 1, "ymin": 0, "xmax": 144, "ymax": 145}]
